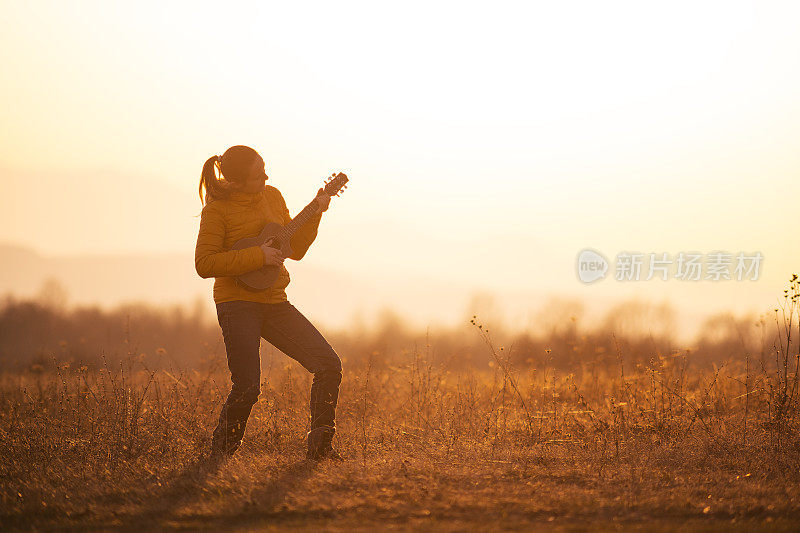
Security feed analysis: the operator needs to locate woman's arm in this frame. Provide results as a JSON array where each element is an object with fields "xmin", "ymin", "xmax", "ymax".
[
  {"xmin": 276, "ymin": 190, "xmax": 323, "ymax": 261},
  {"xmin": 194, "ymin": 204, "xmax": 265, "ymax": 278}
]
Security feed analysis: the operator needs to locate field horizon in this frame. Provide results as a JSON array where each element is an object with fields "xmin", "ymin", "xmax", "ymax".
[{"xmin": 0, "ymin": 241, "xmax": 775, "ymax": 349}]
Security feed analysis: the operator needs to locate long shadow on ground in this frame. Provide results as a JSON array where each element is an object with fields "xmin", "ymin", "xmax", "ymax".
[{"xmin": 108, "ymin": 456, "xmax": 318, "ymax": 531}]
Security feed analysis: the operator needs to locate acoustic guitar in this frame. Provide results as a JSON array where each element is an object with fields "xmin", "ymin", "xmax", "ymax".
[{"xmin": 233, "ymin": 172, "xmax": 349, "ymax": 291}]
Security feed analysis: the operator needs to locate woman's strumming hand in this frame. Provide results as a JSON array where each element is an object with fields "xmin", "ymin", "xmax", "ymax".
[{"xmin": 260, "ymin": 240, "xmax": 284, "ymax": 266}]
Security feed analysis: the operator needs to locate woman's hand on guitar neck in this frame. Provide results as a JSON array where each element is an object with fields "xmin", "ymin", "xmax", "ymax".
[
  {"xmin": 260, "ymin": 239, "xmax": 285, "ymax": 266},
  {"xmin": 315, "ymin": 188, "xmax": 331, "ymax": 212}
]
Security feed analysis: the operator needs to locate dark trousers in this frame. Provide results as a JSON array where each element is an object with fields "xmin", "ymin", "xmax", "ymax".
[{"xmin": 211, "ymin": 300, "xmax": 342, "ymax": 455}]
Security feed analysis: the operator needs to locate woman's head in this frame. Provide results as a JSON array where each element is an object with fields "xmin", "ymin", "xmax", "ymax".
[{"xmin": 199, "ymin": 145, "xmax": 268, "ymax": 204}]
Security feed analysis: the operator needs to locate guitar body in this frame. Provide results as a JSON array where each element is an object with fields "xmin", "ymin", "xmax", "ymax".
[{"xmin": 232, "ymin": 222, "xmax": 294, "ymax": 291}]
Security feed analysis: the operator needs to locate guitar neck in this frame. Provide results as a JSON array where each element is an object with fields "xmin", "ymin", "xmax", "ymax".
[
  {"xmin": 278, "ymin": 173, "xmax": 346, "ymax": 240},
  {"xmin": 281, "ymin": 199, "xmax": 321, "ymax": 238}
]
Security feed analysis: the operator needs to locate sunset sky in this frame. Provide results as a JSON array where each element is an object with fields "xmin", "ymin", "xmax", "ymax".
[{"xmin": 2, "ymin": 1, "xmax": 799, "ymax": 339}]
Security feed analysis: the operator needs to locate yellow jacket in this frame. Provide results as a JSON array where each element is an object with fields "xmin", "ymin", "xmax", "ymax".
[{"xmin": 195, "ymin": 185, "xmax": 322, "ymax": 304}]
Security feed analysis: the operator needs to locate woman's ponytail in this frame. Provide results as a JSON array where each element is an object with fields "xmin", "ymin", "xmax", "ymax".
[
  {"xmin": 198, "ymin": 146, "xmax": 262, "ymax": 205},
  {"xmin": 198, "ymin": 154, "xmax": 230, "ymax": 205}
]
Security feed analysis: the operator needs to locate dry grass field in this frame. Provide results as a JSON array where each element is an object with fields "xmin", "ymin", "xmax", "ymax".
[{"xmin": 1, "ymin": 277, "xmax": 799, "ymax": 531}]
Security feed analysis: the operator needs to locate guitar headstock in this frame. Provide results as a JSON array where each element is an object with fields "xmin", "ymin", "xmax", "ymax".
[{"xmin": 323, "ymin": 172, "xmax": 349, "ymax": 197}]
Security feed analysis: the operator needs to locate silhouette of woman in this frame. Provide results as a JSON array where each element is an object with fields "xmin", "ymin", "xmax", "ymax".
[{"xmin": 195, "ymin": 145, "xmax": 342, "ymax": 461}]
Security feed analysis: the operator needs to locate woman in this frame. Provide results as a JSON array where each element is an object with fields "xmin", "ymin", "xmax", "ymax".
[{"xmin": 195, "ymin": 145, "xmax": 342, "ymax": 461}]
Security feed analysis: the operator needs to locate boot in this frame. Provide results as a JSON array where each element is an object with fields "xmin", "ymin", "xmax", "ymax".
[{"xmin": 306, "ymin": 425, "xmax": 342, "ymax": 461}]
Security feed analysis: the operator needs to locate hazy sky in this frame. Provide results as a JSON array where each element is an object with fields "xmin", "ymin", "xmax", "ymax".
[{"xmin": 2, "ymin": 1, "xmax": 799, "ymax": 337}]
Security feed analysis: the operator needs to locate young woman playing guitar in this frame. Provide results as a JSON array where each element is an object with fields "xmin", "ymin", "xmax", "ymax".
[{"xmin": 195, "ymin": 145, "xmax": 343, "ymax": 461}]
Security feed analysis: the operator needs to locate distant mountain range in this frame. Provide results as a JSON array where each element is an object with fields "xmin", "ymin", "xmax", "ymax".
[
  {"xmin": 0, "ymin": 243, "xmax": 495, "ymax": 331},
  {"xmin": 0, "ymin": 242, "xmax": 206, "ymax": 306}
]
